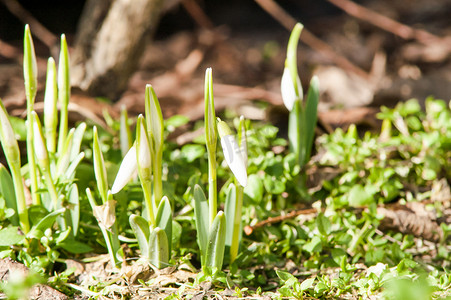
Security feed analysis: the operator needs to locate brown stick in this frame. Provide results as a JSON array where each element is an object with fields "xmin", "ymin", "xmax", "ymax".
[
  {"xmin": 181, "ymin": 0, "xmax": 214, "ymax": 29},
  {"xmin": 327, "ymin": 0, "xmax": 440, "ymax": 44},
  {"xmin": 254, "ymin": 0, "xmax": 369, "ymax": 79},
  {"xmin": 244, "ymin": 208, "xmax": 318, "ymax": 235},
  {"xmin": 0, "ymin": 0, "xmax": 58, "ymax": 49}
]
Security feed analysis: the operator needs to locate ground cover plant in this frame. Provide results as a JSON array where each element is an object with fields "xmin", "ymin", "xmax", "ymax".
[{"xmin": 0, "ymin": 24, "xmax": 450, "ymax": 300}]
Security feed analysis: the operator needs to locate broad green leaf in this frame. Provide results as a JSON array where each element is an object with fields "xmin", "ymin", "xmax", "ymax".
[
  {"xmin": 28, "ymin": 208, "xmax": 65, "ymax": 239},
  {"xmin": 316, "ymin": 213, "xmax": 331, "ymax": 236},
  {"xmin": 300, "ymin": 277, "xmax": 315, "ymax": 291},
  {"xmin": 276, "ymin": 270, "xmax": 296, "ymax": 282},
  {"xmin": 303, "ymin": 236, "xmax": 322, "ymax": 254},
  {"xmin": 348, "ymin": 184, "xmax": 373, "ymax": 207},
  {"xmin": 0, "ymin": 227, "xmax": 24, "ymax": 246},
  {"xmin": 130, "ymin": 214, "xmax": 150, "ymax": 257},
  {"xmin": 165, "ymin": 115, "xmax": 189, "ymax": 131},
  {"xmin": 193, "ymin": 184, "xmax": 209, "ymax": 264},
  {"xmin": 0, "ymin": 164, "xmax": 18, "ymax": 225},
  {"xmin": 181, "ymin": 144, "xmax": 205, "ymax": 163},
  {"xmin": 243, "ymin": 174, "xmax": 263, "ymax": 203},
  {"xmin": 148, "ymin": 227, "xmax": 169, "ymax": 269},
  {"xmin": 155, "ymin": 196, "xmax": 172, "ymax": 256},
  {"xmin": 205, "ymin": 211, "xmax": 226, "ymax": 271},
  {"xmin": 224, "ymin": 183, "xmax": 236, "ymax": 249},
  {"xmin": 304, "ymin": 76, "xmax": 319, "ymax": 165}
]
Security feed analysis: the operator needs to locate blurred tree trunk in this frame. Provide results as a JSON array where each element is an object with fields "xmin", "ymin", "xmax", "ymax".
[{"xmin": 71, "ymin": 0, "xmax": 165, "ymax": 100}]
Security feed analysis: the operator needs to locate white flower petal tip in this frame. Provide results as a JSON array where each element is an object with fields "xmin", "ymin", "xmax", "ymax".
[
  {"xmin": 281, "ymin": 67, "xmax": 301, "ymax": 111},
  {"xmin": 220, "ymin": 135, "xmax": 247, "ymax": 187},
  {"xmin": 111, "ymin": 145, "xmax": 138, "ymax": 194}
]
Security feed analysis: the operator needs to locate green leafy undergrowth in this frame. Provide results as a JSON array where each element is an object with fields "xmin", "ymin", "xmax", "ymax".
[{"xmin": 1, "ymin": 98, "xmax": 451, "ymax": 299}]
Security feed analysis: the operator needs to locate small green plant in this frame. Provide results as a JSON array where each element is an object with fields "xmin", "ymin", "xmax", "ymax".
[{"xmin": 281, "ymin": 23, "xmax": 319, "ymax": 188}]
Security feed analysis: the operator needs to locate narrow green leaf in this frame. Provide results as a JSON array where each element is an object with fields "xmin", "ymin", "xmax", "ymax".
[
  {"xmin": 145, "ymin": 85, "xmax": 164, "ymax": 153},
  {"xmin": 92, "ymin": 127, "xmax": 108, "ymax": 204},
  {"xmin": 23, "ymin": 25, "xmax": 37, "ymax": 105},
  {"xmin": 119, "ymin": 105, "xmax": 132, "ymax": 157},
  {"xmin": 59, "ymin": 239, "xmax": 93, "ymax": 254},
  {"xmin": 43, "ymin": 57, "xmax": 58, "ymax": 153},
  {"xmin": 148, "ymin": 227, "xmax": 169, "ymax": 269},
  {"xmin": 224, "ymin": 183, "xmax": 236, "ymax": 249},
  {"xmin": 67, "ymin": 184, "xmax": 80, "ymax": 236},
  {"xmin": 57, "ymin": 34, "xmax": 70, "ymax": 154},
  {"xmin": 70, "ymin": 122, "xmax": 87, "ymax": 161},
  {"xmin": 204, "ymin": 68, "xmax": 217, "ymax": 150},
  {"xmin": 155, "ymin": 196, "xmax": 172, "ymax": 256},
  {"xmin": 304, "ymin": 76, "xmax": 319, "ymax": 165},
  {"xmin": 193, "ymin": 184, "xmax": 209, "ymax": 264},
  {"xmin": 130, "ymin": 214, "xmax": 150, "ymax": 257},
  {"xmin": 205, "ymin": 211, "xmax": 226, "ymax": 271},
  {"xmin": 0, "ymin": 164, "xmax": 18, "ymax": 226},
  {"xmin": 56, "ymin": 128, "xmax": 74, "ymax": 178}
]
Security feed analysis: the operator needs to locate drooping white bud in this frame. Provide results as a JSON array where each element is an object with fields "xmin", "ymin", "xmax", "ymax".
[
  {"xmin": 111, "ymin": 144, "xmax": 138, "ymax": 194},
  {"xmin": 281, "ymin": 67, "xmax": 302, "ymax": 111}
]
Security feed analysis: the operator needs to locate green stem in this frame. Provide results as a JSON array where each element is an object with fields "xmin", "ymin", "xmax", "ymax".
[
  {"xmin": 26, "ymin": 112, "xmax": 40, "ymax": 205},
  {"xmin": 43, "ymin": 169, "xmax": 58, "ymax": 210},
  {"xmin": 153, "ymin": 150, "xmax": 163, "ymax": 206},
  {"xmin": 349, "ymin": 219, "xmax": 372, "ymax": 254},
  {"xmin": 208, "ymin": 150, "xmax": 217, "ymax": 228},
  {"xmin": 10, "ymin": 163, "xmax": 29, "ymax": 233},
  {"xmin": 142, "ymin": 179, "xmax": 155, "ymax": 226},
  {"xmin": 230, "ymin": 185, "xmax": 243, "ymax": 263}
]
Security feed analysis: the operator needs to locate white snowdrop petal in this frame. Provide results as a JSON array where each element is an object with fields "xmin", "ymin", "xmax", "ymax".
[
  {"xmin": 111, "ymin": 145, "xmax": 138, "ymax": 194},
  {"xmin": 33, "ymin": 118, "xmax": 47, "ymax": 161},
  {"xmin": 281, "ymin": 67, "xmax": 302, "ymax": 111},
  {"xmin": 221, "ymin": 135, "xmax": 247, "ymax": 187}
]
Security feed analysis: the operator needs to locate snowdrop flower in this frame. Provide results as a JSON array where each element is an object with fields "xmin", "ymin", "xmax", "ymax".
[
  {"xmin": 217, "ymin": 119, "xmax": 247, "ymax": 187},
  {"xmin": 111, "ymin": 144, "xmax": 138, "ymax": 194},
  {"xmin": 281, "ymin": 67, "xmax": 302, "ymax": 111}
]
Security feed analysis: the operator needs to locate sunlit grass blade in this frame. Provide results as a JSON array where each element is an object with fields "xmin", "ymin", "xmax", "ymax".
[
  {"xmin": 43, "ymin": 57, "xmax": 58, "ymax": 154},
  {"xmin": 119, "ymin": 105, "xmax": 132, "ymax": 157},
  {"xmin": 23, "ymin": 25, "xmax": 37, "ymax": 106},
  {"xmin": 224, "ymin": 183, "xmax": 236, "ymax": 251},
  {"xmin": 57, "ymin": 34, "xmax": 70, "ymax": 154},
  {"xmin": 23, "ymin": 25, "xmax": 39, "ymax": 206}
]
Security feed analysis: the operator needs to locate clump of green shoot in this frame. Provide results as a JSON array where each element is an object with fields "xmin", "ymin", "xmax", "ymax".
[
  {"xmin": 281, "ymin": 23, "xmax": 320, "ymax": 187},
  {"xmin": 111, "ymin": 86, "xmax": 172, "ymax": 269},
  {"xmin": 193, "ymin": 68, "xmax": 227, "ymax": 277},
  {"xmin": 220, "ymin": 116, "xmax": 248, "ymax": 263}
]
